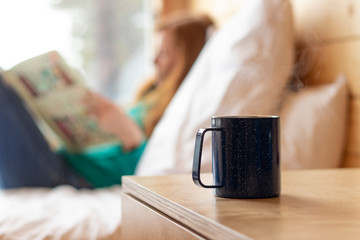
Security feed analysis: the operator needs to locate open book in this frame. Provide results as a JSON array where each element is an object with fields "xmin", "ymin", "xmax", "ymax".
[{"xmin": 1, "ymin": 51, "xmax": 119, "ymax": 152}]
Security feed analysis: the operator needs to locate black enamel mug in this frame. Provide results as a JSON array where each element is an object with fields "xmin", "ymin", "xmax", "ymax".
[{"xmin": 192, "ymin": 116, "xmax": 280, "ymax": 199}]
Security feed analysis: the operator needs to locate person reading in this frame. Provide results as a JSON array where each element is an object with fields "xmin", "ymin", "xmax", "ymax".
[{"xmin": 0, "ymin": 12, "xmax": 215, "ymax": 189}]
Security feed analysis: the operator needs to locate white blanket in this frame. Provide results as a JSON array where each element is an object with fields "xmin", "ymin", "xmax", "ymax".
[{"xmin": 0, "ymin": 185, "xmax": 122, "ymax": 240}]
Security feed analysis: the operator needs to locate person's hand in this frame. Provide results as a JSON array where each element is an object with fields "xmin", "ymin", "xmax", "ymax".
[
  {"xmin": 83, "ymin": 90, "xmax": 144, "ymax": 150},
  {"xmin": 83, "ymin": 90, "xmax": 121, "ymax": 134}
]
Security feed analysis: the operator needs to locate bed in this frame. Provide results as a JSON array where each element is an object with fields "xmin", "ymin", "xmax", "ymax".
[{"xmin": 0, "ymin": 0, "xmax": 359, "ymax": 239}]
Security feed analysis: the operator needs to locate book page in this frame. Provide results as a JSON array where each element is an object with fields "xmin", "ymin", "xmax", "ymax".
[{"xmin": 2, "ymin": 51, "xmax": 119, "ymax": 152}]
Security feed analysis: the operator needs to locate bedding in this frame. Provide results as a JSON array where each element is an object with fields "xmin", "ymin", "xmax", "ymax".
[
  {"xmin": 280, "ymin": 75, "xmax": 348, "ymax": 169},
  {"xmin": 0, "ymin": 186, "xmax": 122, "ymax": 240}
]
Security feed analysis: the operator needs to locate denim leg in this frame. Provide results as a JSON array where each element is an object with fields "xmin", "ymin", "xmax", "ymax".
[{"xmin": 0, "ymin": 75, "xmax": 91, "ymax": 189}]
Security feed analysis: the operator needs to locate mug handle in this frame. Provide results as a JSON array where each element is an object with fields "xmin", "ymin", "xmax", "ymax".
[{"xmin": 192, "ymin": 127, "xmax": 223, "ymax": 188}]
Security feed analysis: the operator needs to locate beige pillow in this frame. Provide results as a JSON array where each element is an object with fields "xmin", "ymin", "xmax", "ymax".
[
  {"xmin": 137, "ymin": 0, "xmax": 294, "ymax": 175},
  {"xmin": 281, "ymin": 75, "xmax": 348, "ymax": 169}
]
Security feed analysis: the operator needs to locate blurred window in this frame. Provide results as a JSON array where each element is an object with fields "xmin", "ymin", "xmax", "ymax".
[{"xmin": 0, "ymin": 0, "xmax": 154, "ymax": 103}]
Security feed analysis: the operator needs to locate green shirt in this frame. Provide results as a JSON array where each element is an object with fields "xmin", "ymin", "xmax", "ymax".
[{"xmin": 57, "ymin": 102, "xmax": 148, "ymax": 188}]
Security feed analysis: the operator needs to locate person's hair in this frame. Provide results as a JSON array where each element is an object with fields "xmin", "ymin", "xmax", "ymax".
[{"xmin": 134, "ymin": 12, "xmax": 215, "ymax": 137}]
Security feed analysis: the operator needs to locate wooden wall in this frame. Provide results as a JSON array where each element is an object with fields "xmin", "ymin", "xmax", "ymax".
[
  {"xmin": 291, "ymin": 0, "xmax": 360, "ymax": 167},
  {"xmin": 188, "ymin": 0, "xmax": 247, "ymax": 26},
  {"xmin": 156, "ymin": 0, "xmax": 246, "ymax": 26},
  {"xmin": 159, "ymin": 0, "xmax": 360, "ymax": 168},
  {"xmin": 156, "ymin": 0, "xmax": 190, "ymax": 17}
]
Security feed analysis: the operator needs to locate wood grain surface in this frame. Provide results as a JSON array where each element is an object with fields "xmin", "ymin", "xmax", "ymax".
[{"xmin": 122, "ymin": 169, "xmax": 360, "ymax": 240}]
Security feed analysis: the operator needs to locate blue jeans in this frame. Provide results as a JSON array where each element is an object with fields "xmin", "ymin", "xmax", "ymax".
[{"xmin": 0, "ymin": 75, "xmax": 91, "ymax": 189}]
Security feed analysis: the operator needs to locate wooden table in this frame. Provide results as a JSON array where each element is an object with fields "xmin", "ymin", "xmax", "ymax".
[{"xmin": 121, "ymin": 169, "xmax": 360, "ymax": 240}]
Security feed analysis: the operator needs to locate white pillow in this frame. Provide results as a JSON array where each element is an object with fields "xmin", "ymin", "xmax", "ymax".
[
  {"xmin": 281, "ymin": 75, "xmax": 348, "ymax": 169},
  {"xmin": 136, "ymin": 0, "xmax": 294, "ymax": 175}
]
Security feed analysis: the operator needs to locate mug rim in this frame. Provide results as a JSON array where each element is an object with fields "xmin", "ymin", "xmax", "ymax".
[{"xmin": 212, "ymin": 115, "xmax": 279, "ymax": 119}]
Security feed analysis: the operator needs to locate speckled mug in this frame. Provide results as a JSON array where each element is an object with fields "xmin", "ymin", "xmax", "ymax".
[{"xmin": 192, "ymin": 116, "xmax": 280, "ymax": 199}]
